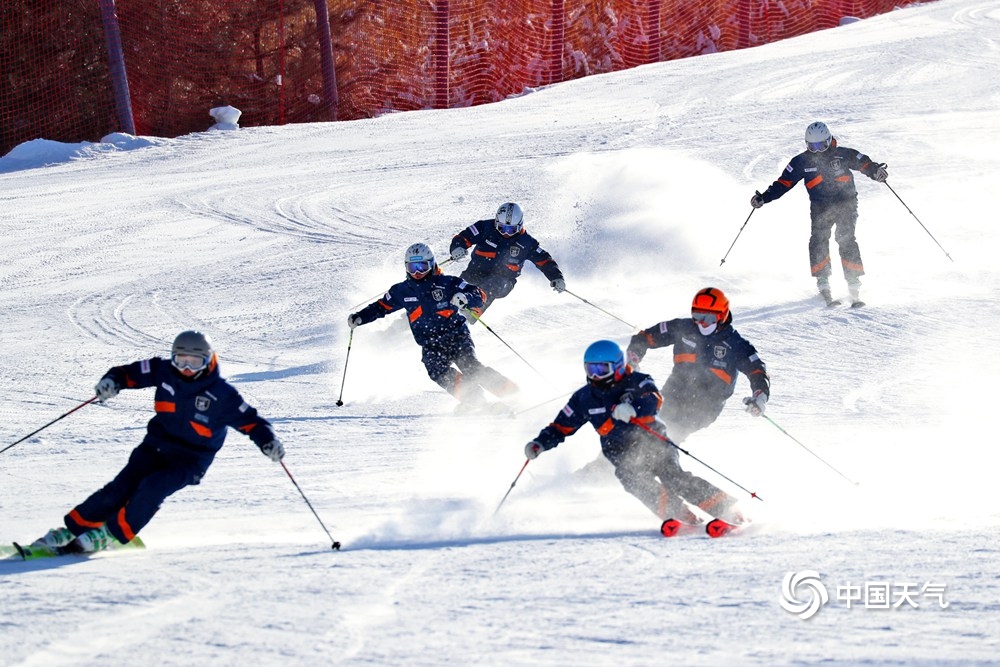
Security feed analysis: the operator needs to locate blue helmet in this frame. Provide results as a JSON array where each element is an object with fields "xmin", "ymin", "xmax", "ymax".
[{"xmin": 583, "ymin": 339, "xmax": 625, "ymax": 388}]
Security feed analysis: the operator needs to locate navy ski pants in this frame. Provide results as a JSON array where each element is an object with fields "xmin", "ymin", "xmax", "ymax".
[{"xmin": 65, "ymin": 441, "xmax": 207, "ymax": 544}]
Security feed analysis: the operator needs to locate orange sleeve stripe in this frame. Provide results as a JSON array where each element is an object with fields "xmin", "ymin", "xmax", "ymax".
[
  {"xmin": 777, "ymin": 178, "xmax": 793, "ymax": 187},
  {"xmin": 116, "ymin": 507, "xmax": 136, "ymax": 542},
  {"xmin": 125, "ymin": 375, "xmax": 138, "ymax": 388},
  {"xmin": 674, "ymin": 353, "xmax": 696, "ymax": 364},
  {"xmin": 596, "ymin": 419, "xmax": 614, "ymax": 436},
  {"xmin": 505, "ymin": 263, "xmax": 519, "ymax": 271},
  {"xmin": 553, "ymin": 423, "xmax": 575, "ymax": 435},
  {"xmin": 634, "ymin": 415, "xmax": 656, "ymax": 425},
  {"xmin": 155, "ymin": 401, "xmax": 176, "ymax": 413},
  {"xmin": 377, "ymin": 299, "xmax": 392, "ymax": 311},
  {"xmin": 189, "ymin": 421, "xmax": 213, "ymax": 437},
  {"xmin": 835, "ymin": 175, "xmax": 851, "ymax": 182},
  {"xmin": 237, "ymin": 424, "xmax": 256, "ymax": 433},
  {"xmin": 409, "ymin": 305, "xmax": 423, "ymax": 322},
  {"xmin": 805, "ymin": 174, "xmax": 824, "ymax": 189},
  {"xmin": 436, "ymin": 309, "xmax": 455, "ymax": 318},
  {"xmin": 709, "ymin": 368, "xmax": 733, "ymax": 384},
  {"xmin": 475, "ymin": 250, "xmax": 497, "ymax": 258},
  {"xmin": 68, "ymin": 509, "xmax": 104, "ymax": 529}
]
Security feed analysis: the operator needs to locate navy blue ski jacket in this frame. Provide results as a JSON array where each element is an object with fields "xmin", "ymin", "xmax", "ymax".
[
  {"xmin": 354, "ymin": 271, "xmax": 485, "ymax": 347},
  {"xmin": 759, "ymin": 141, "xmax": 881, "ymax": 204},
  {"xmin": 102, "ymin": 357, "xmax": 276, "ymax": 467},
  {"xmin": 532, "ymin": 369, "xmax": 665, "ymax": 459},
  {"xmin": 627, "ymin": 315, "xmax": 769, "ymax": 407},
  {"xmin": 450, "ymin": 222, "xmax": 563, "ymax": 286}
]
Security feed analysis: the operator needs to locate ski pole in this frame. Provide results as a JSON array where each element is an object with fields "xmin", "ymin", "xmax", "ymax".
[
  {"xmin": 1, "ymin": 396, "xmax": 98, "ymax": 456},
  {"xmin": 720, "ymin": 204, "xmax": 757, "ymax": 266},
  {"xmin": 512, "ymin": 390, "xmax": 574, "ymax": 416},
  {"xmin": 464, "ymin": 309, "xmax": 550, "ymax": 384},
  {"xmin": 562, "ymin": 289, "xmax": 635, "ymax": 329},
  {"xmin": 762, "ymin": 415, "xmax": 859, "ymax": 486},
  {"xmin": 493, "ymin": 458, "xmax": 531, "ymax": 515},
  {"xmin": 883, "ymin": 180, "xmax": 953, "ymax": 262},
  {"xmin": 280, "ymin": 460, "xmax": 341, "ymax": 550},
  {"xmin": 335, "ymin": 329, "xmax": 353, "ymax": 407},
  {"xmin": 631, "ymin": 419, "xmax": 763, "ymax": 502}
]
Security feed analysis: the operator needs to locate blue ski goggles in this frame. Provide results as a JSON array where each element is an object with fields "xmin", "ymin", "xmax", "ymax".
[
  {"xmin": 406, "ymin": 260, "xmax": 432, "ymax": 275},
  {"xmin": 691, "ymin": 311, "xmax": 719, "ymax": 326},
  {"xmin": 584, "ymin": 361, "xmax": 616, "ymax": 379},
  {"xmin": 497, "ymin": 223, "xmax": 520, "ymax": 236},
  {"xmin": 806, "ymin": 140, "xmax": 830, "ymax": 153},
  {"xmin": 172, "ymin": 353, "xmax": 209, "ymax": 372}
]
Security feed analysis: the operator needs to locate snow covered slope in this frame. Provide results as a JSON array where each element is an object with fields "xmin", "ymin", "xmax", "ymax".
[{"xmin": 2, "ymin": 0, "xmax": 999, "ymax": 664}]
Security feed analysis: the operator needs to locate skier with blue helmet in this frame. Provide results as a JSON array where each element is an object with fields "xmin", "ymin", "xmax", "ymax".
[{"xmin": 524, "ymin": 340, "xmax": 744, "ymax": 530}]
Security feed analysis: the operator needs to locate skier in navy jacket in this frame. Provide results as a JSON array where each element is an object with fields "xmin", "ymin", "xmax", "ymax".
[
  {"xmin": 525, "ymin": 340, "xmax": 744, "ymax": 528},
  {"xmin": 627, "ymin": 288, "xmax": 770, "ymax": 444},
  {"xmin": 751, "ymin": 121, "xmax": 888, "ymax": 305},
  {"xmin": 30, "ymin": 330, "xmax": 284, "ymax": 553},
  {"xmin": 349, "ymin": 242, "xmax": 517, "ymax": 407},
  {"xmin": 449, "ymin": 202, "xmax": 565, "ymax": 312}
]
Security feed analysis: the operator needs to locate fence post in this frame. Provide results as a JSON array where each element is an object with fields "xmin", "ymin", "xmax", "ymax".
[
  {"xmin": 98, "ymin": 0, "xmax": 135, "ymax": 135},
  {"xmin": 434, "ymin": 1, "xmax": 450, "ymax": 109},
  {"xmin": 313, "ymin": 0, "xmax": 339, "ymax": 121}
]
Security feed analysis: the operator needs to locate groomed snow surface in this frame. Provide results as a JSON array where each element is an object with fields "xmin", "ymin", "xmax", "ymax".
[{"xmin": 2, "ymin": 0, "xmax": 999, "ymax": 664}]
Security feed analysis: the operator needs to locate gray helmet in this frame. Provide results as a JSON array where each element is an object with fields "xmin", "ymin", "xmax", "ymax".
[
  {"xmin": 171, "ymin": 330, "xmax": 214, "ymax": 372},
  {"xmin": 494, "ymin": 202, "xmax": 524, "ymax": 237}
]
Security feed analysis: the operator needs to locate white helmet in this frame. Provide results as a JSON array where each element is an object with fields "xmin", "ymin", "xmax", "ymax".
[
  {"xmin": 404, "ymin": 242, "xmax": 436, "ymax": 279},
  {"xmin": 804, "ymin": 121, "xmax": 832, "ymax": 153},
  {"xmin": 494, "ymin": 202, "xmax": 524, "ymax": 237}
]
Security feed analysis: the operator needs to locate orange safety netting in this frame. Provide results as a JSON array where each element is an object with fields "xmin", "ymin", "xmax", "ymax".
[{"xmin": 1, "ymin": 0, "xmax": 924, "ymax": 156}]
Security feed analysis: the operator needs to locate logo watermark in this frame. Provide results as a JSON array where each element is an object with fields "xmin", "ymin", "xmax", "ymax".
[{"xmin": 780, "ymin": 570, "xmax": 949, "ymax": 619}]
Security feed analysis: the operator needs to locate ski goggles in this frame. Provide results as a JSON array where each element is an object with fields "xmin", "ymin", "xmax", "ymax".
[
  {"xmin": 806, "ymin": 140, "xmax": 830, "ymax": 153},
  {"xmin": 497, "ymin": 223, "xmax": 520, "ymax": 236},
  {"xmin": 172, "ymin": 353, "xmax": 209, "ymax": 372},
  {"xmin": 691, "ymin": 311, "xmax": 719, "ymax": 326},
  {"xmin": 584, "ymin": 361, "xmax": 616, "ymax": 379},
  {"xmin": 406, "ymin": 260, "xmax": 432, "ymax": 275}
]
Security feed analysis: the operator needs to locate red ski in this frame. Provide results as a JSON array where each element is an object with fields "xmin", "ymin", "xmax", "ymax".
[
  {"xmin": 660, "ymin": 518, "xmax": 703, "ymax": 538},
  {"xmin": 705, "ymin": 518, "xmax": 745, "ymax": 538}
]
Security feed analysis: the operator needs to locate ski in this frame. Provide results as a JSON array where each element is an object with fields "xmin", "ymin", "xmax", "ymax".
[
  {"xmin": 11, "ymin": 536, "xmax": 146, "ymax": 561},
  {"xmin": 705, "ymin": 518, "xmax": 745, "ymax": 538},
  {"xmin": 660, "ymin": 518, "xmax": 704, "ymax": 537},
  {"xmin": 850, "ymin": 300, "xmax": 866, "ymax": 308}
]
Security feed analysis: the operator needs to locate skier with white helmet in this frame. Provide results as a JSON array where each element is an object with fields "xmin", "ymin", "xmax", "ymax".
[
  {"xmin": 449, "ymin": 202, "xmax": 565, "ymax": 312},
  {"xmin": 349, "ymin": 243, "xmax": 518, "ymax": 408},
  {"xmin": 750, "ymin": 121, "xmax": 888, "ymax": 306},
  {"xmin": 28, "ymin": 330, "xmax": 284, "ymax": 554}
]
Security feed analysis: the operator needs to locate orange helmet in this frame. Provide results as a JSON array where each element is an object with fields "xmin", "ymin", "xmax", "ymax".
[{"xmin": 691, "ymin": 287, "xmax": 730, "ymax": 326}]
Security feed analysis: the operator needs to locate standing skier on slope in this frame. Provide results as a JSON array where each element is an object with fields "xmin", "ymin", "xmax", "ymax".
[
  {"xmin": 29, "ymin": 331, "xmax": 285, "ymax": 554},
  {"xmin": 750, "ymin": 121, "xmax": 888, "ymax": 306},
  {"xmin": 449, "ymin": 202, "xmax": 566, "ymax": 312},
  {"xmin": 626, "ymin": 287, "xmax": 770, "ymax": 445},
  {"xmin": 349, "ymin": 242, "xmax": 518, "ymax": 410},
  {"xmin": 524, "ymin": 340, "xmax": 746, "ymax": 532}
]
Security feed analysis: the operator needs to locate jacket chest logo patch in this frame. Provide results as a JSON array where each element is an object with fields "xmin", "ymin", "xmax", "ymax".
[
  {"xmin": 195, "ymin": 396, "xmax": 212, "ymax": 411},
  {"xmin": 431, "ymin": 288, "xmax": 445, "ymax": 302},
  {"xmin": 831, "ymin": 157, "xmax": 844, "ymax": 173},
  {"xmin": 508, "ymin": 246, "xmax": 521, "ymax": 258},
  {"xmin": 714, "ymin": 346, "xmax": 728, "ymax": 359}
]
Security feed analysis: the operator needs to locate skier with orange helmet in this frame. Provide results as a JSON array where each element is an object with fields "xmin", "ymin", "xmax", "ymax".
[{"xmin": 625, "ymin": 288, "xmax": 770, "ymax": 443}]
